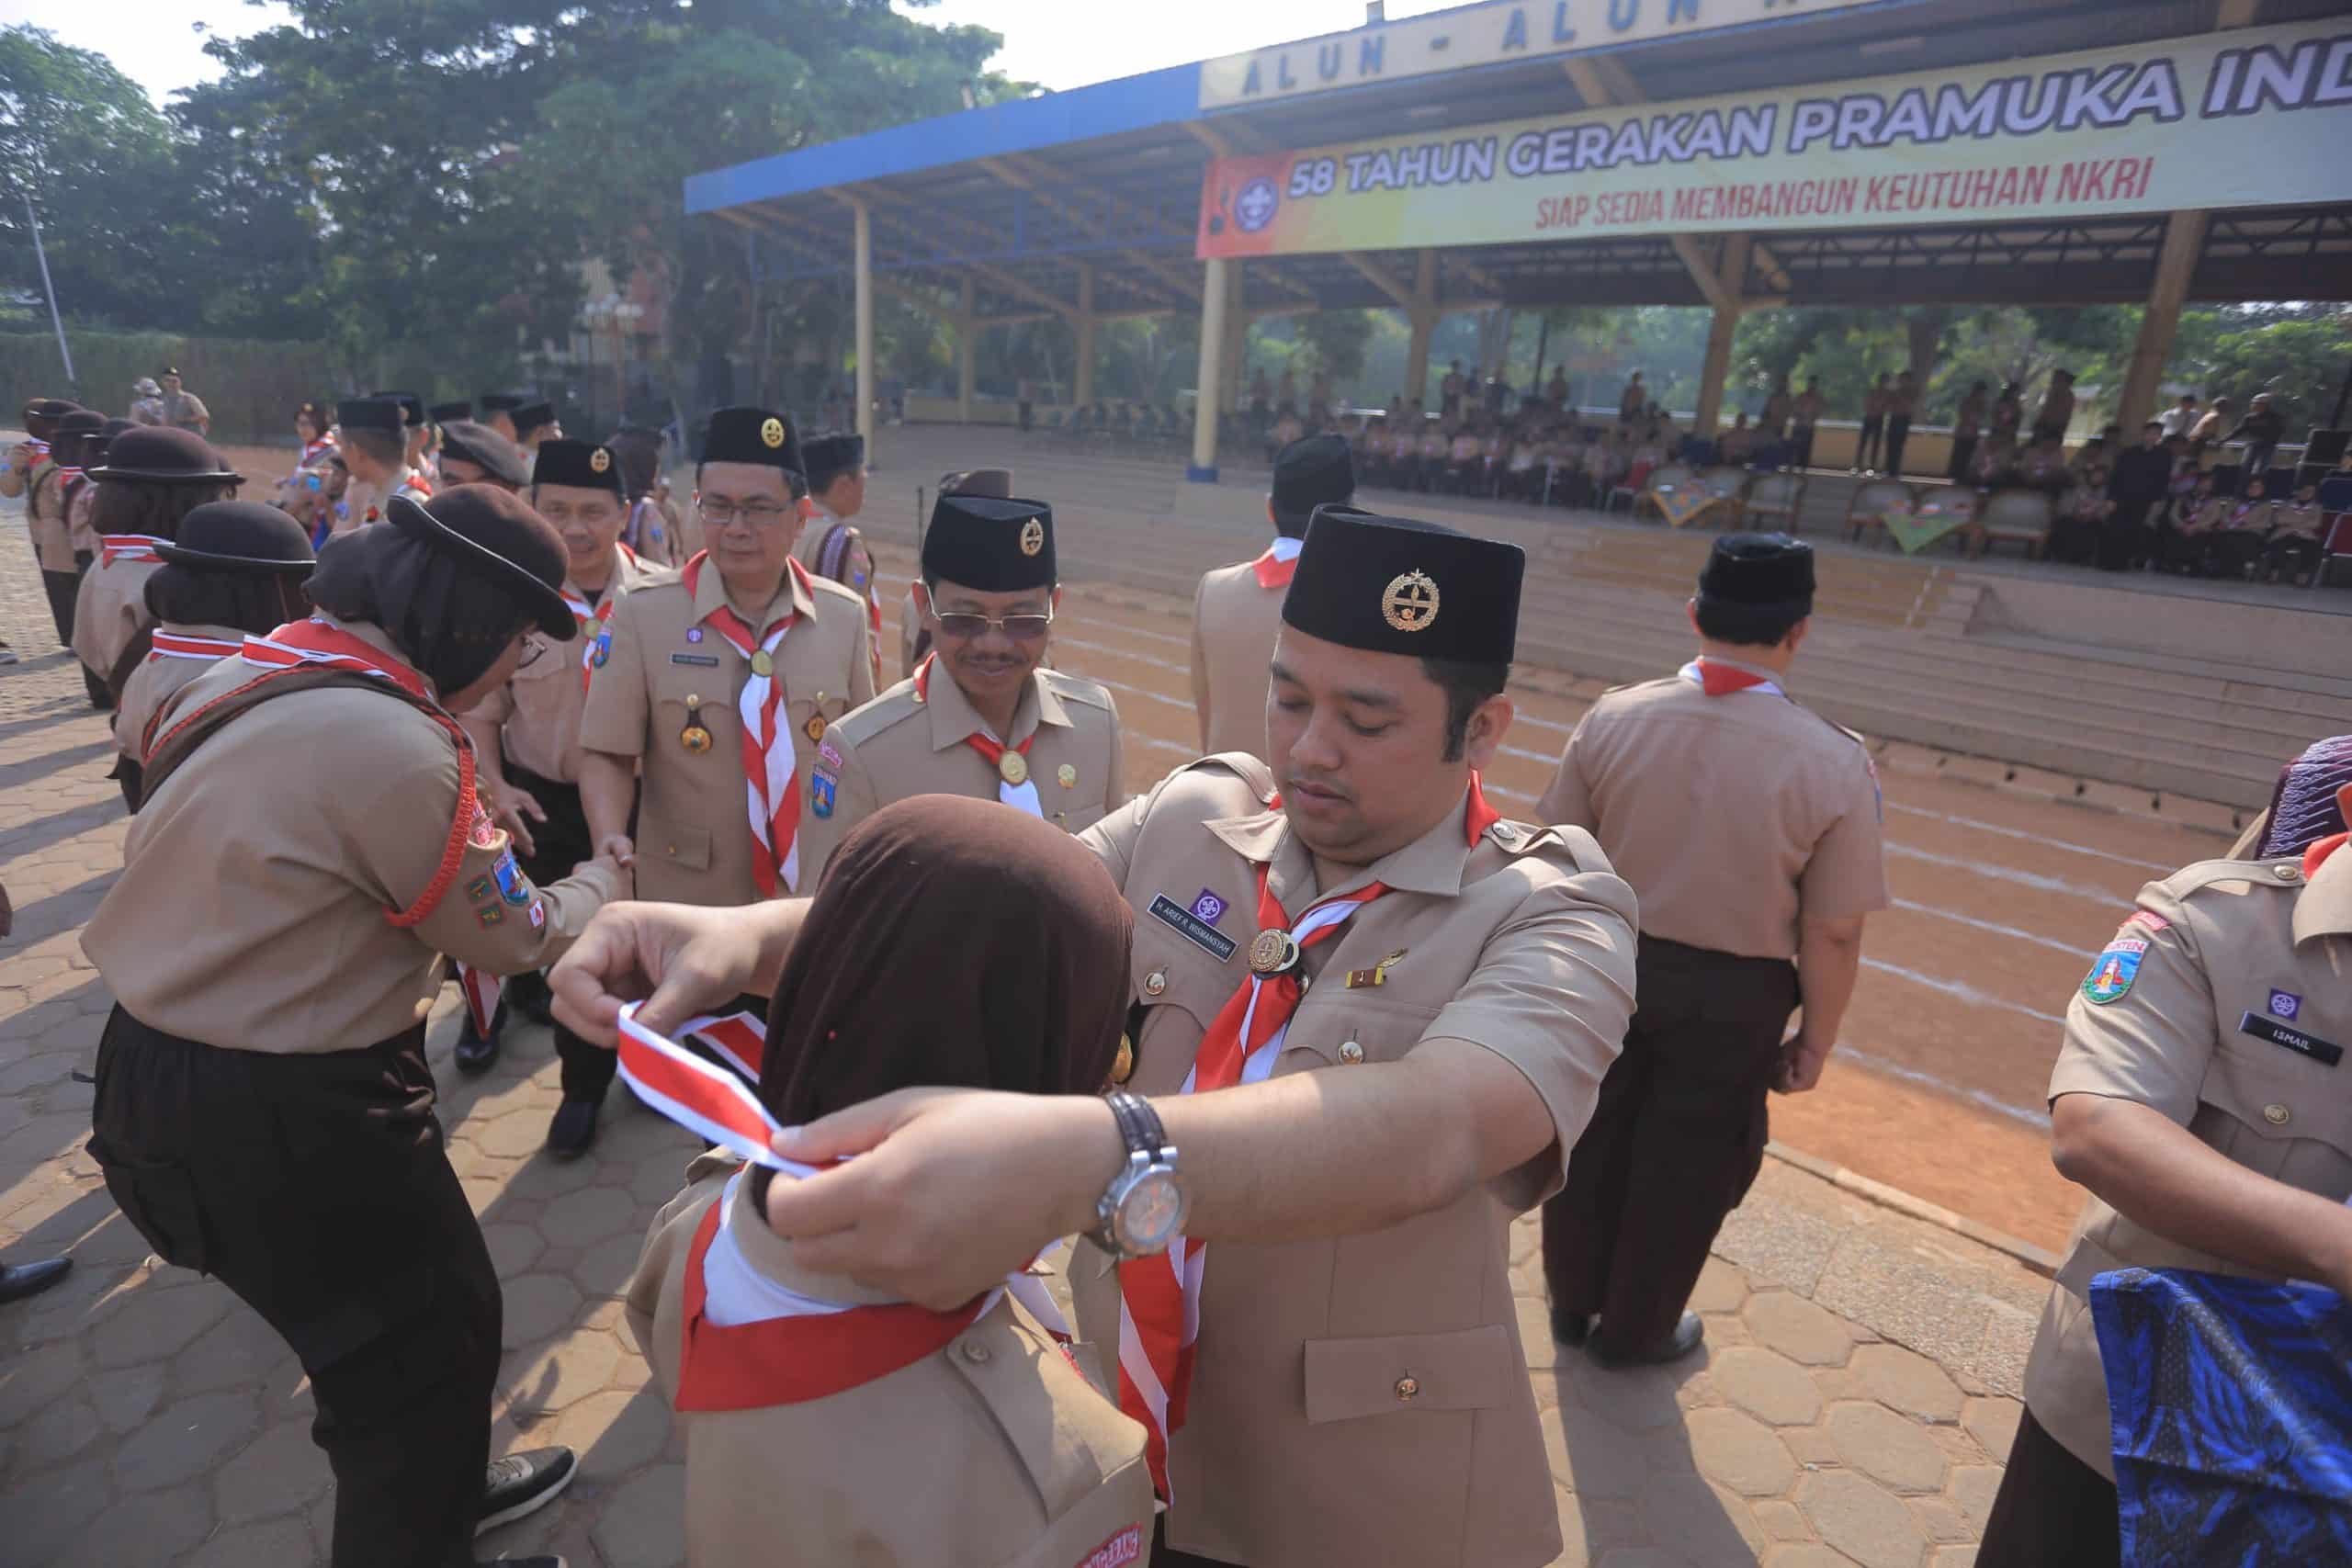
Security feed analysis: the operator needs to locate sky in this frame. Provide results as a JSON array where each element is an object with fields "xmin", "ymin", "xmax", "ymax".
[{"xmin": 5, "ymin": 0, "xmax": 1457, "ymax": 105}]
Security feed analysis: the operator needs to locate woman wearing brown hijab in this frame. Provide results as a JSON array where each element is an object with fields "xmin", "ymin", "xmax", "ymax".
[{"xmin": 626, "ymin": 795, "xmax": 1154, "ymax": 1568}]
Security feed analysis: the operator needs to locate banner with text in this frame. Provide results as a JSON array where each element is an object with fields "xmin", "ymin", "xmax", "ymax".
[{"xmin": 1195, "ymin": 21, "xmax": 2352, "ymax": 260}]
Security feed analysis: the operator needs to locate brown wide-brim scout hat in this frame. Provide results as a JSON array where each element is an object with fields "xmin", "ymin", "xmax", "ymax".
[
  {"xmin": 386, "ymin": 486, "xmax": 576, "ymax": 639},
  {"xmin": 156, "ymin": 501, "xmax": 318, "ymax": 575},
  {"xmin": 85, "ymin": 426, "xmax": 242, "ymax": 485}
]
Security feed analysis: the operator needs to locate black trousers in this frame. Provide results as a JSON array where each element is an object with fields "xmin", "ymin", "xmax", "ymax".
[
  {"xmin": 40, "ymin": 565, "xmax": 78, "ymax": 647},
  {"xmin": 1791, "ymin": 425, "xmax": 1816, "ymax": 469},
  {"xmin": 1949, "ymin": 434, "xmax": 1978, "ymax": 480},
  {"xmin": 88, "ymin": 1009, "xmax": 500, "ymax": 1568},
  {"xmin": 1883, "ymin": 413, "xmax": 1913, "ymax": 476},
  {"xmin": 1974, "ymin": 1407, "xmax": 2120, "ymax": 1567},
  {"xmin": 1544, "ymin": 934, "xmax": 1799, "ymax": 1347},
  {"xmin": 504, "ymin": 758, "xmax": 613, "ymax": 1104},
  {"xmin": 1856, "ymin": 415, "xmax": 1883, "ymax": 468},
  {"xmin": 2097, "ymin": 502, "xmax": 2155, "ymax": 571}
]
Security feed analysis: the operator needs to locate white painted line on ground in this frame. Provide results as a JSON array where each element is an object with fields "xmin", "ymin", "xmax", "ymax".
[
  {"xmin": 1892, "ymin": 899, "xmax": 2090, "ymax": 956},
  {"xmin": 1062, "ymin": 613, "xmax": 1190, "ymax": 651},
  {"xmin": 1831, "ymin": 1042, "xmax": 2053, "ymax": 1130},
  {"xmin": 1886, "ymin": 801, "xmax": 2172, "ymax": 873},
  {"xmin": 1861, "ymin": 958, "xmax": 2069, "ymax": 1026},
  {"xmin": 1888, "ymin": 841, "xmax": 2125, "ymax": 904}
]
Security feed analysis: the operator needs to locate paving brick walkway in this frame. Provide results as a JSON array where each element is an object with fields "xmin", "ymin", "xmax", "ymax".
[{"xmin": 0, "ymin": 492, "xmax": 2040, "ymax": 1567}]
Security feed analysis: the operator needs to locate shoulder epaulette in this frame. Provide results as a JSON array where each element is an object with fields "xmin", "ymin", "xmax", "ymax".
[{"xmin": 1037, "ymin": 668, "xmax": 1114, "ymax": 711}]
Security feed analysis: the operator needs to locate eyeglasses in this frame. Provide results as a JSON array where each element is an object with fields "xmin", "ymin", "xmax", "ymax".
[
  {"xmin": 700, "ymin": 499, "xmax": 793, "ymax": 525},
  {"xmin": 934, "ymin": 609, "xmax": 1055, "ymax": 642}
]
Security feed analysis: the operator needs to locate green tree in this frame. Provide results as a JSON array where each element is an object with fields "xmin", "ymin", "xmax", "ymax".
[{"xmin": 2168, "ymin": 306, "xmax": 2350, "ymax": 431}]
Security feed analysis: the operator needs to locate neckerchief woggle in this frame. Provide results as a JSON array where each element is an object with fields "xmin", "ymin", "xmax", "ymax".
[
  {"xmin": 1115, "ymin": 776, "xmax": 1502, "ymax": 1501},
  {"xmin": 915, "ymin": 654, "xmax": 1040, "ymax": 817},
  {"xmin": 613, "ymin": 1001, "xmax": 1072, "ymax": 1410}
]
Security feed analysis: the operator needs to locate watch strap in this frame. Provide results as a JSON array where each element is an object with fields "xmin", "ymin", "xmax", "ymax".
[{"xmin": 1105, "ymin": 1089, "xmax": 1168, "ymax": 1160}]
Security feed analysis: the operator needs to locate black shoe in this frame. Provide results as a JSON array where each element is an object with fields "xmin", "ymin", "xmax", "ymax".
[
  {"xmin": 478, "ymin": 1446, "xmax": 577, "ymax": 1536},
  {"xmin": 0, "ymin": 1257, "xmax": 72, "ymax": 1304},
  {"xmin": 454, "ymin": 1003, "xmax": 507, "ymax": 1075},
  {"xmin": 505, "ymin": 970, "xmax": 555, "ymax": 1026},
  {"xmin": 1550, "ymin": 1304, "xmax": 1594, "ymax": 1348},
  {"xmin": 546, "ymin": 1099, "xmax": 599, "ymax": 1159},
  {"xmin": 1589, "ymin": 1312, "xmax": 1705, "ymax": 1368}
]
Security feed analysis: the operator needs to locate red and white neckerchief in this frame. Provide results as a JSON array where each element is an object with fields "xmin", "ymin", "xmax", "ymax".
[
  {"xmin": 240, "ymin": 616, "xmax": 430, "ymax": 699},
  {"xmin": 99, "ymin": 534, "xmax": 167, "ymax": 567},
  {"xmin": 23, "ymin": 439, "xmax": 49, "ymax": 461},
  {"xmin": 400, "ymin": 470, "xmax": 434, "ymax": 500},
  {"xmin": 147, "ymin": 631, "xmax": 243, "ymax": 663},
  {"xmin": 562, "ymin": 552, "xmax": 634, "ymax": 692},
  {"xmin": 916, "ymin": 654, "xmax": 1040, "ymax": 817},
  {"xmin": 1250, "ymin": 536, "xmax": 1303, "ymax": 590},
  {"xmin": 613, "ymin": 1002, "xmax": 1069, "ymax": 1410},
  {"xmin": 299, "ymin": 436, "xmax": 334, "ymax": 466},
  {"xmin": 1115, "ymin": 778, "xmax": 1502, "ymax": 1499},
  {"xmin": 684, "ymin": 551, "xmax": 811, "ymax": 897},
  {"xmin": 1679, "ymin": 658, "xmax": 1782, "ymax": 698}
]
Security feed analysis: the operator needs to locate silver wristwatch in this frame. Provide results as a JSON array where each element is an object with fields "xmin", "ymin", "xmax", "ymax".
[{"xmin": 1090, "ymin": 1090, "xmax": 1188, "ymax": 1259}]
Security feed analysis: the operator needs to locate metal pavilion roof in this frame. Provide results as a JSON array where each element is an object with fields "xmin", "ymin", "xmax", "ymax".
[{"xmin": 687, "ymin": 0, "xmax": 2352, "ymax": 322}]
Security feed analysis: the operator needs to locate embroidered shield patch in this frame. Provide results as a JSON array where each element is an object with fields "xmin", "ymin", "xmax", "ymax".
[{"xmin": 2083, "ymin": 938, "xmax": 2147, "ymax": 1006}]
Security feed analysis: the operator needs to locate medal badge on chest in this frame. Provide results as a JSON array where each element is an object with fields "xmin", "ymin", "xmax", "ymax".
[
  {"xmin": 1249, "ymin": 928, "xmax": 1302, "ymax": 977},
  {"xmin": 999, "ymin": 750, "xmax": 1029, "ymax": 787},
  {"xmin": 680, "ymin": 693, "xmax": 714, "ymax": 754},
  {"xmin": 803, "ymin": 690, "xmax": 827, "ymax": 744}
]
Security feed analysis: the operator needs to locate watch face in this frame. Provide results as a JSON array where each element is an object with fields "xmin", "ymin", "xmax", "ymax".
[{"xmin": 1117, "ymin": 1170, "xmax": 1188, "ymax": 1254}]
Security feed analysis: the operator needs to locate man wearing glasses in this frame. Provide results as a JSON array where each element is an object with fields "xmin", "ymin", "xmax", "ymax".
[
  {"xmin": 798, "ymin": 492, "xmax": 1125, "ymax": 875},
  {"xmin": 575, "ymin": 406, "xmax": 875, "ymax": 1038},
  {"xmin": 453, "ymin": 438, "xmax": 654, "ymax": 1151}
]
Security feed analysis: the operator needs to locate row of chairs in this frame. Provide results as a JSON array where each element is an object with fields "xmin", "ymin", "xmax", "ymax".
[
  {"xmin": 1035, "ymin": 402, "xmax": 1192, "ymax": 456},
  {"xmin": 1845, "ymin": 480, "xmax": 2352, "ymax": 580},
  {"xmin": 1621, "ymin": 465, "xmax": 1807, "ymax": 533}
]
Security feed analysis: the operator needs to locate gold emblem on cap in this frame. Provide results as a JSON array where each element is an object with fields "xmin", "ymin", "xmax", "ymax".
[
  {"xmin": 589, "ymin": 446, "xmax": 612, "ymax": 474},
  {"xmin": 1018, "ymin": 517, "xmax": 1046, "ymax": 557},
  {"xmin": 1249, "ymin": 929, "xmax": 1301, "ymax": 976},
  {"xmin": 1382, "ymin": 570, "xmax": 1441, "ymax": 633},
  {"xmin": 1000, "ymin": 750, "xmax": 1030, "ymax": 787},
  {"xmin": 760, "ymin": 416, "xmax": 786, "ymax": 449},
  {"xmin": 1057, "ymin": 763, "xmax": 1077, "ymax": 789}
]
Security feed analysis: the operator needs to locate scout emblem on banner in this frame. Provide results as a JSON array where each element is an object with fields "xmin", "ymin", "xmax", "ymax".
[
  {"xmin": 1882, "ymin": 494, "xmax": 1974, "ymax": 554},
  {"xmin": 1654, "ymin": 485, "xmax": 1716, "ymax": 529}
]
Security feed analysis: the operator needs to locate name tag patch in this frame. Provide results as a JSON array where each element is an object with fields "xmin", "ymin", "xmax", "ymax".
[
  {"xmin": 1149, "ymin": 894, "xmax": 1237, "ymax": 964},
  {"xmin": 670, "ymin": 652, "xmax": 721, "ymax": 667},
  {"xmin": 2240, "ymin": 1010, "xmax": 2342, "ymax": 1067}
]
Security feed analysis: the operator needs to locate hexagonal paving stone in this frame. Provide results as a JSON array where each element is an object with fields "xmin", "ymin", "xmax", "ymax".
[
  {"xmin": 1960, "ymin": 1395, "xmax": 2022, "ymax": 1461},
  {"xmin": 1711, "ymin": 1347, "xmax": 1824, "ymax": 1427},
  {"xmin": 1571, "ymin": 1356, "xmax": 1698, "ymax": 1433},
  {"xmin": 503, "ymin": 1328, "xmax": 625, "ymax": 1416},
  {"xmin": 1947, "ymin": 1464, "xmax": 2003, "ymax": 1534},
  {"xmin": 1910, "ymin": 1496, "xmax": 1973, "ymax": 1543},
  {"xmin": 0, "ymin": 1338, "xmax": 81, "ymax": 1427},
  {"xmin": 188, "ymin": 1514, "xmax": 318, "ymax": 1568},
  {"xmin": 11, "ymin": 1392, "xmax": 101, "ymax": 1467},
  {"xmin": 575, "ymin": 1230, "xmax": 650, "ymax": 1300},
  {"xmin": 1849, "ymin": 1344, "xmax": 1963, "ymax": 1423},
  {"xmin": 88, "ymin": 1363, "xmax": 165, "ymax": 1432},
  {"xmin": 0, "ymin": 1450, "xmax": 112, "ymax": 1564},
  {"xmin": 1544, "ymin": 1402, "xmax": 1654, "ymax": 1501},
  {"xmin": 1640, "ymin": 1470, "xmax": 1769, "ymax": 1563},
  {"xmin": 542, "ymin": 1183, "xmax": 639, "ymax": 1248},
  {"xmin": 1797, "ymin": 1470, "xmax": 1928, "ymax": 1568},
  {"xmin": 1767, "ymin": 1549, "xmax": 1862, "ymax": 1567},
  {"xmin": 91, "ymin": 1276, "xmax": 234, "ymax": 1368},
  {"xmin": 1517, "ymin": 1293, "xmax": 1563, "ymax": 1371},
  {"xmin": 554, "ymin": 1386, "xmax": 677, "ymax": 1478},
  {"xmin": 595, "ymin": 1461, "xmax": 687, "ymax": 1568},
  {"xmin": 215, "ymin": 1416, "xmax": 331, "ymax": 1524},
  {"xmin": 474, "ymin": 1109, "xmax": 554, "ymax": 1160},
  {"xmin": 171, "ymin": 1301, "xmax": 299, "ymax": 1395},
  {"xmin": 72, "ymin": 1480, "xmax": 214, "ymax": 1563},
  {"xmin": 482, "ymin": 1220, "xmax": 547, "ymax": 1278},
  {"xmin": 1752, "ymin": 1499, "xmax": 1811, "ymax": 1541},
  {"xmin": 1689, "ymin": 1258, "xmax": 1752, "ymax": 1314},
  {"xmin": 1745, "ymin": 1292, "xmax": 1858, "ymax": 1367},
  {"xmin": 1682, "ymin": 1406, "xmax": 1798, "ymax": 1497},
  {"xmin": 113, "ymin": 1389, "xmax": 262, "ymax": 1492},
  {"xmin": 1827, "ymin": 1400, "xmax": 1951, "ymax": 1494},
  {"xmin": 502, "ymin": 1272, "xmax": 585, "ymax": 1349}
]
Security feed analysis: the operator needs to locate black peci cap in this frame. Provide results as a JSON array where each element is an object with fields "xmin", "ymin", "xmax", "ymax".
[
  {"xmin": 85, "ymin": 426, "xmax": 242, "ymax": 486},
  {"xmin": 156, "ymin": 501, "xmax": 318, "ymax": 575},
  {"xmin": 801, "ymin": 433, "xmax": 865, "ymax": 492},
  {"xmin": 1282, "ymin": 506, "xmax": 1521, "ymax": 664},
  {"xmin": 385, "ymin": 486, "xmax": 574, "ymax": 638},
  {"xmin": 371, "ymin": 390, "xmax": 425, "ymax": 428},
  {"xmin": 532, "ymin": 437, "xmax": 626, "ymax": 501},
  {"xmin": 478, "ymin": 391, "xmax": 528, "ymax": 414},
  {"xmin": 337, "ymin": 398, "xmax": 405, "ymax": 437},
  {"xmin": 511, "ymin": 401, "xmax": 558, "ymax": 438},
  {"xmin": 1270, "ymin": 434, "xmax": 1355, "ymax": 533},
  {"xmin": 921, "ymin": 494, "xmax": 1057, "ymax": 592},
  {"xmin": 700, "ymin": 407, "xmax": 807, "ymax": 494},
  {"xmin": 435, "ymin": 422, "xmax": 531, "ymax": 488},
  {"xmin": 429, "ymin": 400, "xmax": 472, "ymax": 424},
  {"xmin": 1696, "ymin": 533, "xmax": 1815, "ymax": 618}
]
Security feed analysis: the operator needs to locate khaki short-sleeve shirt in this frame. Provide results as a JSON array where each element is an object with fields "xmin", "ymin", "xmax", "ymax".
[
  {"xmin": 114, "ymin": 623, "xmax": 242, "ymax": 762},
  {"xmin": 2023, "ymin": 846, "xmax": 2352, "ymax": 1477},
  {"xmin": 800, "ymin": 663, "xmax": 1126, "ymax": 875},
  {"xmin": 1189, "ymin": 557, "xmax": 1286, "ymax": 761},
  {"xmin": 1538, "ymin": 663, "xmax": 1889, "ymax": 958},
  {"xmin": 72, "ymin": 553, "xmax": 160, "ymax": 686},
  {"xmin": 626, "ymin": 1160, "xmax": 1154, "ymax": 1568},
  {"xmin": 25, "ymin": 461, "xmax": 74, "ymax": 572},
  {"xmin": 576, "ymin": 560, "xmax": 876, "ymax": 907},
  {"xmin": 1070, "ymin": 757, "xmax": 1638, "ymax": 1568},
  {"xmin": 460, "ymin": 548, "xmax": 650, "ymax": 784}
]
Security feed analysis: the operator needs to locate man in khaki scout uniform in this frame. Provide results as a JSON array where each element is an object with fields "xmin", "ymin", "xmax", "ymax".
[
  {"xmin": 902, "ymin": 466, "xmax": 1012, "ymax": 674},
  {"xmin": 803, "ymin": 492, "xmax": 1125, "ymax": 875},
  {"xmin": 577, "ymin": 405, "xmax": 875, "ymax": 918},
  {"xmin": 1538, "ymin": 533, "xmax": 1886, "ymax": 1366},
  {"xmin": 74, "ymin": 427, "xmax": 244, "ymax": 711},
  {"xmin": 479, "ymin": 391, "xmax": 527, "ymax": 444},
  {"xmin": 1189, "ymin": 433, "xmax": 1354, "ymax": 761},
  {"xmin": 333, "ymin": 396, "xmax": 427, "ymax": 535},
  {"xmin": 10, "ymin": 400, "xmax": 85, "ymax": 647},
  {"xmin": 795, "ymin": 432, "xmax": 883, "ymax": 690},
  {"xmin": 1977, "ymin": 737, "xmax": 2352, "ymax": 1567},
  {"xmin": 85, "ymin": 484, "xmax": 618, "ymax": 1568},
  {"xmin": 156, "ymin": 367, "xmax": 210, "ymax": 435},
  {"xmin": 112, "ymin": 501, "xmax": 315, "ymax": 812},
  {"xmin": 373, "ymin": 389, "xmax": 435, "ymax": 479},
  {"xmin": 548, "ymin": 503, "xmax": 1643, "ymax": 1568},
  {"xmin": 458, "ymin": 437, "xmax": 652, "ymax": 1154}
]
